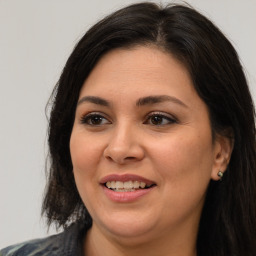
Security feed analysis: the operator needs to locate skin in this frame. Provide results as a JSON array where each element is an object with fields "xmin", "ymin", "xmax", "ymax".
[{"xmin": 70, "ymin": 46, "xmax": 233, "ymax": 256}]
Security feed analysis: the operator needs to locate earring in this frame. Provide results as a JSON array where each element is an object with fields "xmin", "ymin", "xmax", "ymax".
[{"xmin": 217, "ymin": 171, "xmax": 224, "ymax": 180}]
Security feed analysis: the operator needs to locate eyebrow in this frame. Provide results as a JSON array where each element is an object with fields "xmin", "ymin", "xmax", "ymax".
[
  {"xmin": 136, "ymin": 95, "xmax": 188, "ymax": 108},
  {"xmin": 77, "ymin": 96, "xmax": 110, "ymax": 106},
  {"xmin": 77, "ymin": 95, "xmax": 188, "ymax": 108}
]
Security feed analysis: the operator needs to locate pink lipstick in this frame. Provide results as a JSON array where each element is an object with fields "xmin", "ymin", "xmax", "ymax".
[{"xmin": 100, "ymin": 174, "xmax": 156, "ymax": 202}]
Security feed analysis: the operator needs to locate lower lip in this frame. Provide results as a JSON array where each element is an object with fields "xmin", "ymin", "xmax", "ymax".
[{"xmin": 102, "ymin": 185, "xmax": 155, "ymax": 203}]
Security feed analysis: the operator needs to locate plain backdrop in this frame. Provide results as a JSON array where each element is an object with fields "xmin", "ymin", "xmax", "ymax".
[{"xmin": 0, "ymin": 0, "xmax": 255, "ymax": 248}]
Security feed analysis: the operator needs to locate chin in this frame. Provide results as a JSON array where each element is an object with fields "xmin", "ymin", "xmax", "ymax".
[{"xmin": 94, "ymin": 212, "xmax": 156, "ymax": 240}]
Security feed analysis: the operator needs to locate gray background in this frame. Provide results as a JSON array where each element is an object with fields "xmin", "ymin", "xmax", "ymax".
[{"xmin": 0, "ymin": 0, "xmax": 255, "ymax": 248}]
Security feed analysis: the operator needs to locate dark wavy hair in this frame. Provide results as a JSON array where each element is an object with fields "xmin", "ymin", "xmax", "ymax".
[{"xmin": 42, "ymin": 2, "xmax": 256, "ymax": 255}]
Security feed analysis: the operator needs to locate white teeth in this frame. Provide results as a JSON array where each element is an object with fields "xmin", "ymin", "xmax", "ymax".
[
  {"xmin": 105, "ymin": 181, "xmax": 150, "ymax": 191},
  {"xmin": 124, "ymin": 181, "xmax": 133, "ymax": 189},
  {"xmin": 134, "ymin": 181, "xmax": 140, "ymax": 189},
  {"xmin": 116, "ymin": 181, "xmax": 123, "ymax": 189},
  {"xmin": 140, "ymin": 182, "xmax": 146, "ymax": 188}
]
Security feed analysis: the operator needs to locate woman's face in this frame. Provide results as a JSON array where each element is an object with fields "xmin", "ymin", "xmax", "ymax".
[{"xmin": 70, "ymin": 46, "xmax": 226, "ymax": 243}]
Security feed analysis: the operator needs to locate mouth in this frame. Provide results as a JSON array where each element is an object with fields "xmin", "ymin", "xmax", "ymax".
[
  {"xmin": 104, "ymin": 180, "xmax": 156, "ymax": 192},
  {"xmin": 100, "ymin": 174, "xmax": 156, "ymax": 193},
  {"xmin": 100, "ymin": 174, "xmax": 156, "ymax": 202}
]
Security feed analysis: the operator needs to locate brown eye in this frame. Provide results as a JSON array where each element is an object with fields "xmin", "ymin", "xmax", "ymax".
[
  {"xmin": 150, "ymin": 115, "xmax": 164, "ymax": 125},
  {"xmin": 145, "ymin": 113, "xmax": 177, "ymax": 126},
  {"xmin": 90, "ymin": 115, "xmax": 104, "ymax": 125},
  {"xmin": 80, "ymin": 113, "xmax": 110, "ymax": 126}
]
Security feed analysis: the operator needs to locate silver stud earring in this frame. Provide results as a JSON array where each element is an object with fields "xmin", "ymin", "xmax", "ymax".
[{"xmin": 217, "ymin": 171, "xmax": 224, "ymax": 180}]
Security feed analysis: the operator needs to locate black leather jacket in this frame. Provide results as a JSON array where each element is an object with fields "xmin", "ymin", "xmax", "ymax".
[{"xmin": 0, "ymin": 222, "xmax": 87, "ymax": 256}]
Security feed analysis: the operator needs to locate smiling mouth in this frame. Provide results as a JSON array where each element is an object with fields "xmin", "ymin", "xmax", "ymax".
[{"xmin": 104, "ymin": 180, "xmax": 156, "ymax": 192}]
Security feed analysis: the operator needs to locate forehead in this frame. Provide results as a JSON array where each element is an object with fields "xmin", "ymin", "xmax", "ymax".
[{"xmin": 79, "ymin": 46, "xmax": 195, "ymax": 99}]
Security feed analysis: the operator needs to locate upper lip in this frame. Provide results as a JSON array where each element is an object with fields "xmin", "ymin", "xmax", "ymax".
[{"xmin": 100, "ymin": 174, "xmax": 156, "ymax": 186}]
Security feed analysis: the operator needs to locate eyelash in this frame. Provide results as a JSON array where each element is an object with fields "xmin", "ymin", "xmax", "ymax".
[
  {"xmin": 80, "ymin": 112, "xmax": 110, "ymax": 126},
  {"xmin": 144, "ymin": 112, "xmax": 177, "ymax": 126},
  {"xmin": 80, "ymin": 112, "xmax": 177, "ymax": 126}
]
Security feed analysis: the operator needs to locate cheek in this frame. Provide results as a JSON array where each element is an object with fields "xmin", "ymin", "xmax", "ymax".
[
  {"xmin": 151, "ymin": 130, "xmax": 214, "ymax": 183},
  {"xmin": 70, "ymin": 132, "xmax": 102, "ymax": 207},
  {"xmin": 152, "ymin": 132, "xmax": 213, "ymax": 217},
  {"xmin": 70, "ymin": 131, "xmax": 102, "ymax": 173}
]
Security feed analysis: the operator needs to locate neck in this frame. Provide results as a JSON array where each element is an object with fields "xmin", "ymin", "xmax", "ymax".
[{"xmin": 83, "ymin": 223, "xmax": 197, "ymax": 256}]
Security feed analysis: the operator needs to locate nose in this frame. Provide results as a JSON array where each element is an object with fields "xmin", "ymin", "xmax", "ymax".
[{"xmin": 103, "ymin": 123, "xmax": 145, "ymax": 165}]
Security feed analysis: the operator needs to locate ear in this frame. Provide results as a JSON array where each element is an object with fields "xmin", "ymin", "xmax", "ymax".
[{"xmin": 211, "ymin": 130, "xmax": 234, "ymax": 181}]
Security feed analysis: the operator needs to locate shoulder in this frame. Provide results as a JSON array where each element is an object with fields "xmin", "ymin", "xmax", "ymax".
[
  {"xmin": 0, "ymin": 232, "xmax": 65, "ymax": 256},
  {"xmin": 0, "ymin": 236, "xmax": 55, "ymax": 256},
  {"xmin": 0, "ymin": 222, "xmax": 88, "ymax": 256}
]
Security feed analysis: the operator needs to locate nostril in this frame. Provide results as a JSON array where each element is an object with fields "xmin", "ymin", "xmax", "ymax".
[
  {"xmin": 105, "ymin": 155, "xmax": 137, "ymax": 165},
  {"xmin": 125, "ymin": 156, "xmax": 136, "ymax": 160},
  {"xmin": 105, "ymin": 155, "xmax": 114, "ymax": 162},
  {"xmin": 103, "ymin": 143, "xmax": 145, "ymax": 164}
]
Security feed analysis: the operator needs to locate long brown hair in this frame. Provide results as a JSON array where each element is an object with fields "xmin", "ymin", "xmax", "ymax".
[{"xmin": 42, "ymin": 3, "xmax": 256, "ymax": 255}]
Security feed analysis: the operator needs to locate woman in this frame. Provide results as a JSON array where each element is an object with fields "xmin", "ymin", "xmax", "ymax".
[{"xmin": 1, "ymin": 2, "xmax": 256, "ymax": 256}]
